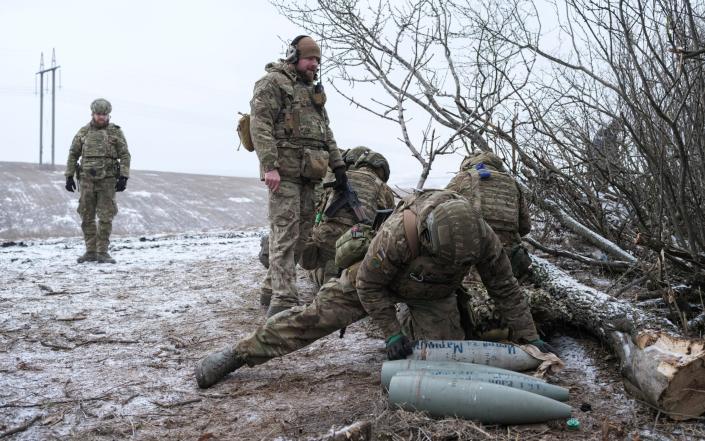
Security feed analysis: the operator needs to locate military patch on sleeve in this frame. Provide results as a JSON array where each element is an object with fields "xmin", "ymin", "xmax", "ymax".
[{"xmin": 370, "ymin": 248, "xmax": 386, "ymax": 269}]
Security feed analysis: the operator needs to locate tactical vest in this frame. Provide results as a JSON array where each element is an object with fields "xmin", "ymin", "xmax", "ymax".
[
  {"xmin": 273, "ymin": 79, "xmax": 328, "ymax": 146},
  {"xmin": 79, "ymin": 124, "xmax": 120, "ymax": 180},
  {"xmin": 389, "ymin": 190, "xmax": 474, "ymax": 300},
  {"xmin": 322, "ymin": 168, "xmax": 385, "ymax": 226},
  {"xmin": 447, "ymin": 166, "xmax": 519, "ymax": 233}
]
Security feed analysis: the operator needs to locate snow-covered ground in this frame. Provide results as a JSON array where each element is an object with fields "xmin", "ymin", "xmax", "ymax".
[
  {"xmin": 0, "ymin": 162, "xmax": 268, "ymax": 240},
  {"xmin": 0, "ymin": 231, "xmax": 385, "ymax": 439}
]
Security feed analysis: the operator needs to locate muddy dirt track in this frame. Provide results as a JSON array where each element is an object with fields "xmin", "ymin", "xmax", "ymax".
[{"xmin": 1, "ymin": 232, "xmax": 702, "ymax": 440}]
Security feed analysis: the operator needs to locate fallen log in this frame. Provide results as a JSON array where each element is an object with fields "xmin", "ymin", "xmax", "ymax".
[{"xmin": 529, "ymin": 257, "xmax": 705, "ymax": 420}]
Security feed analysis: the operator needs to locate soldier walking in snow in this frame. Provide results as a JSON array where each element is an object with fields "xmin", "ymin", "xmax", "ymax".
[{"xmin": 65, "ymin": 98, "xmax": 130, "ymax": 264}]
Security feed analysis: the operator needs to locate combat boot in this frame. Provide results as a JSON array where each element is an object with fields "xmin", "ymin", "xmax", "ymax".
[
  {"xmin": 195, "ymin": 347, "xmax": 245, "ymax": 388},
  {"xmin": 77, "ymin": 251, "xmax": 98, "ymax": 263},
  {"xmin": 266, "ymin": 304, "xmax": 291, "ymax": 318},
  {"xmin": 260, "ymin": 288, "xmax": 272, "ymax": 307},
  {"xmin": 96, "ymin": 252, "xmax": 116, "ymax": 264}
]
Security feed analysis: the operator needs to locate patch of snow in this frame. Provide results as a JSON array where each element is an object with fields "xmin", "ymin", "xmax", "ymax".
[
  {"xmin": 130, "ymin": 190, "xmax": 154, "ymax": 198},
  {"xmin": 51, "ymin": 215, "xmax": 75, "ymax": 224}
]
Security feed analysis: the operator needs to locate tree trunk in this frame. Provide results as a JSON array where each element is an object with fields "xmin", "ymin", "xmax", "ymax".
[
  {"xmin": 532, "ymin": 257, "xmax": 705, "ymax": 420},
  {"xmin": 464, "ymin": 257, "xmax": 705, "ymax": 419}
]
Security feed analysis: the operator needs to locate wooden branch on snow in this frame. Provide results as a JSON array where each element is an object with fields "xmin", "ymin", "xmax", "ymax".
[
  {"xmin": 314, "ymin": 421, "xmax": 371, "ymax": 441},
  {"xmin": 523, "ymin": 187, "xmax": 637, "ymax": 264},
  {"xmin": 0, "ymin": 414, "xmax": 42, "ymax": 439}
]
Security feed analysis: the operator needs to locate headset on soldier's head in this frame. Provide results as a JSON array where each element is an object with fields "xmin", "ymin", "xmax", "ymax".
[{"xmin": 285, "ymin": 35, "xmax": 310, "ymax": 64}]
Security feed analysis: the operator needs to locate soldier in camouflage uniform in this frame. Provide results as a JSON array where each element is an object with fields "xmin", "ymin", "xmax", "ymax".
[
  {"xmin": 195, "ymin": 190, "xmax": 545, "ymax": 389},
  {"xmin": 445, "ymin": 151, "xmax": 532, "ymax": 278},
  {"xmin": 65, "ymin": 99, "xmax": 130, "ymax": 264},
  {"xmin": 300, "ymin": 146, "xmax": 395, "ymax": 287},
  {"xmin": 251, "ymin": 35, "xmax": 347, "ymax": 317}
]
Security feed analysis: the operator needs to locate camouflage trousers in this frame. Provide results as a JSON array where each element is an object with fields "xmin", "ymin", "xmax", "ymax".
[
  {"xmin": 78, "ymin": 177, "xmax": 117, "ymax": 253},
  {"xmin": 236, "ymin": 269, "xmax": 463, "ymax": 366},
  {"xmin": 265, "ymin": 180, "xmax": 316, "ymax": 308},
  {"xmin": 300, "ymin": 220, "xmax": 349, "ymax": 288}
]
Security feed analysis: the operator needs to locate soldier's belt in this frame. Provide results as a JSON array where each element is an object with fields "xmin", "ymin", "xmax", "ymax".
[{"xmin": 275, "ymin": 139, "xmax": 327, "ymax": 150}]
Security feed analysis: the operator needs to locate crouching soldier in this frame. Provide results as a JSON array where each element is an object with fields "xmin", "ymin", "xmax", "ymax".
[
  {"xmin": 300, "ymin": 146, "xmax": 395, "ymax": 287},
  {"xmin": 445, "ymin": 150, "xmax": 532, "ymax": 279},
  {"xmin": 195, "ymin": 190, "xmax": 546, "ymax": 389}
]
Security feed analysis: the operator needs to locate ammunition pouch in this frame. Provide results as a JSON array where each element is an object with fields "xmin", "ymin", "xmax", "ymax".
[
  {"xmin": 276, "ymin": 146, "xmax": 304, "ymax": 178},
  {"xmin": 301, "ymin": 148, "xmax": 329, "ymax": 180},
  {"xmin": 335, "ymin": 223, "xmax": 374, "ymax": 269}
]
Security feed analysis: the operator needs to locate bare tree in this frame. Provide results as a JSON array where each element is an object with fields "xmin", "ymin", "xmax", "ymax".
[
  {"xmin": 272, "ymin": 0, "xmax": 536, "ymax": 188},
  {"xmin": 492, "ymin": 0, "xmax": 705, "ymax": 280}
]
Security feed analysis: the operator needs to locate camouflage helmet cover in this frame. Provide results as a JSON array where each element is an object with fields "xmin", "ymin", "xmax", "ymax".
[
  {"xmin": 460, "ymin": 150, "xmax": 505, "ymax": 171},
  {"xmin": 90, "ymin": 98, "xmax": 112, "ymax": 115},
  {"xmin": 344, "ymin": 146, "xmax": 391, "ymax": 182},
  {"xmin": 424, "ymin": 199, "xmax": 476, "ymax": 265},
  {"xmin": 342, "ymin": 146, "xmax": 370, "ymax": 166}
]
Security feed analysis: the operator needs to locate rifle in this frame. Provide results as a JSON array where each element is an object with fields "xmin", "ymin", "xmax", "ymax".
[
  {"xmin": 372, "ymin": 208, "xmax": 394, "ymax": 231},
  {"xmin": 323, "ymin": 181, "xmax": 370, "ymax": 224}
]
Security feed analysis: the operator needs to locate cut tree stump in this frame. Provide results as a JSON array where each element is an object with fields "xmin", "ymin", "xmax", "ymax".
[
  {"xmin": 463, "ymin": 256, "xmax": 705, "ymax": 420},
  {"xmin": 532, "ymin": 257, "xmax": 705, "ymax": 420}
]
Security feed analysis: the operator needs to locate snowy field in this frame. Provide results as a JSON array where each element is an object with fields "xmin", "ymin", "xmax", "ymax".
[
  {"xmin": 0, "ymin": 162, "xmax": 267, "ymax": 240},
  {"xmin": 0, "ymin": 231, "xmax": 385, "ymax": 439}
]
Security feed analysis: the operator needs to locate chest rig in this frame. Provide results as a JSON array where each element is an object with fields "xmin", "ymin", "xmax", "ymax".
[
  {"xmin": 273, "ymin": 79, "xmax": 328, "ymax": 146},
  {"xmin": 79, "ymin": 125, "xmax": 119, "ymax": 180}
]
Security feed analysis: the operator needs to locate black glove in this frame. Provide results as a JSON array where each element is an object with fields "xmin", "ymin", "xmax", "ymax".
[
  {"xmin": 385, "ymin": 334, "xmax": 414, "ymax": 360},
  {"xmin": 115, "ymin": 176, "xmax": 128, "ymax": 192},
  {"xmin": 530, "ymin": 338, "xmax": 557, "ymax": 355},
  {"xmin": 333, "ymin": 166, "xmax": 348, "ymax": 191},
  {"xmin": 65, "ymin": 176, "xmax": 76, "ymax": 192}
]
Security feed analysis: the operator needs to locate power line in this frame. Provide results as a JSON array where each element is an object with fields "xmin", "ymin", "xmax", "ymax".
[{"xmin": 35, "ymin": 48, "xmax": 61, "ymax": 166}]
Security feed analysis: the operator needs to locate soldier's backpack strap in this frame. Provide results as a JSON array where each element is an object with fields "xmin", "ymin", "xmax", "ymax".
[{"xmin": 403, "ymin": 209, "xmax": 419, "ymax": 259}]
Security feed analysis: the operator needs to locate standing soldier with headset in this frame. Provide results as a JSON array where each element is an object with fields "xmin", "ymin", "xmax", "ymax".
[
  {"xmin": 65, "ymin": 98, "xmax": 130, "ymax": 264},
  {"xmin": 250, "ymin": 35, "xmax": 348, "ymax": 317}
]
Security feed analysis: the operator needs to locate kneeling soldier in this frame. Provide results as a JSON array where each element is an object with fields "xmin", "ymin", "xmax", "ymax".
[{"xmin": 195, "ymin": 190, "xmax": 543, "ymax": 388}]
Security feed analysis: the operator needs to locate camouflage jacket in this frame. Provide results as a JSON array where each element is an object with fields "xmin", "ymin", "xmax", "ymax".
[
  {"xmin": 355, "ymin": 190, "xmax": 538, "ymax": 342},
  {"xmin": 445, "ymin": 165, "xmax": 531, "ymax": 245},
  {"xmin": 250, "ymin": 61, "xmax": 344, "ymax": 178},
  {"xmin": 65, "ymin": 121, "xmax": 130, "ymax": 180},
  {"xmin": 321, "ymin": 166, "xmax": 395, "ymax": 227}
]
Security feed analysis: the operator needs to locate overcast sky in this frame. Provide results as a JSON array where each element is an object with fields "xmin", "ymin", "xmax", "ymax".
[{"xmin": 0, "ymin": 1, "xmax": 472, "ymax": 187}]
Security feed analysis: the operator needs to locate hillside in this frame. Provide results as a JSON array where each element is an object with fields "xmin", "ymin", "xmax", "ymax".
[{"xmin": 0, "ymin": 162, "xmax": 267, "ymax": 240}]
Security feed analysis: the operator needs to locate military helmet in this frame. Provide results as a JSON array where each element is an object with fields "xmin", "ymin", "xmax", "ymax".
[
  {"xmin": 344, "ymin": 146, "xmax": 391, "ymax": 183},
  {"xmin": 342, "ymin": 146, "xmax": 370, "ymax": 166},
  {"xmin": 461, "ymin": 150, "xmax": 505, "ymax": 171},
  {"xmin": 90, "ymin": 98, "xmax": 112, "ymax": 115},
  {"xmin": 423, "ymin": 199, "xmax": 476, "ymax": 265}
]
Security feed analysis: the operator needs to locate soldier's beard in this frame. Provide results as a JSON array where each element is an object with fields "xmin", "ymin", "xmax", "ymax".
[
  {"xmin": 92, "ymin": 117, "xmax": 109, "ymax": 128},
  {"xmin": 297, "ymin": 68, "xmax": 316, "ymax": 83}
]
